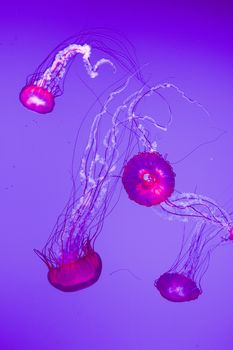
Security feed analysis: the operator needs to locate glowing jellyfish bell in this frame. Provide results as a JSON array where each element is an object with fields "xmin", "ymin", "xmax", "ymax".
[
  {"xmin": 122, "ymin": 151, "xmax": 175, "ymax": 207},
  {"xmin": 47, "ymin": 242, "xmax": 102, "ymax": 292},
  {"xmin": 19, "ymin": 85, "xmax": 55, "ymax": 114},
  {"xmin": 155, "ymin": 272, "xmax": 201, "ymax": 302}
]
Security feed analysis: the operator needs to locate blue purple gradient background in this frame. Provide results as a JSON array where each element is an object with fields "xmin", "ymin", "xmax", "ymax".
[{"xmin": 1, "ymin": 1, "xmax": 233, "ymax": 349}]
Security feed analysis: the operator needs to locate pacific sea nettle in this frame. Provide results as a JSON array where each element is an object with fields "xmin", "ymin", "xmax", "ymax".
[{"xmin": 122, "ymin": 151, "xmax": 176, "ymax": 207}]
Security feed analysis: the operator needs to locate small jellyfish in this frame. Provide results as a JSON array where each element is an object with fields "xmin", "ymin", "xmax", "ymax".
[
  {"xmin": 122, "ymin": 151, "xmax": 175, "ymax": 206},
  {"xmin": 19, "ymin": 85, "xmax": 55, "ymax": 114},
  {"xmin": 19, "ymin": 30, "xmax": 143, "ymax": 114},
  {"xmin": 155, "ymin": 272, "xmax": 201, "ymax": 302},
  {"xmin": 19, "ymin": 42, "xmax": 113, "ymax": 114},
  {"xmin": 155, "ymin": 221, "xmax": 226, "ymax": 302}
]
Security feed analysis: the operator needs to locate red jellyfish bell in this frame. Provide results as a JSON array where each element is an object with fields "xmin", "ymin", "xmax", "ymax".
[
  {"xmin": 122, "ymin": 151, "xmax": 175, "ymax": 207},
  {"xmin": 35, "ymin": 242, "xmax": 102, "ymax": 293},
  {"xmin": 155, "ymin": 272, "xmax": 201, "ymax": 302},
  {"xmin": 47, "ymin": 246, "xmax": 102, "ymax": 292},
  {"xmin": 19, "ymin": 85, "xmax": 55, "ymax": 114}
]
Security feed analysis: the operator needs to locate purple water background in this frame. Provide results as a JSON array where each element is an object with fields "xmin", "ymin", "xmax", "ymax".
[{"xmin": 1, "ymin": 1, "xmax": 233, "ymax": 349}]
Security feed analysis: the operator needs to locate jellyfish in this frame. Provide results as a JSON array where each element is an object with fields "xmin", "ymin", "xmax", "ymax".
[
  {"xmin": 155, "ymin": 221, "xmax": 227, "ymax": 302},
  {"xmin": 33, "ymin": 71, "xmax": 148, "ymax": 291},
  {"xmin": 19, "ymin": 42, "xmax": 114, "ymax": 114},
  {"xmin": 119, "ymin": 85, "xmax": 232, "ymax": 234},
  {"xmin": 19, "ymin": 30, "xmax": 143, "ymax": 114},
  {"xmin": 34, "ymin": 113, "xmax": 117, "ymax": 290},
  {"xmin": 122, "ymin": 151, "xmax": 175, "ymax": 206},
  {"xmin": 120, "ymin": 79, "xmax": 210, "ymax": 208},
  {"xmin": 155, "ymin": 272, "xmax": 201, "ymax": 302}
]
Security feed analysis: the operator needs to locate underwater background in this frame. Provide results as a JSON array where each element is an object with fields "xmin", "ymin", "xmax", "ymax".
[{"xmin": 1, "ymin": 1, "xmax": 233, "ymax": 349}]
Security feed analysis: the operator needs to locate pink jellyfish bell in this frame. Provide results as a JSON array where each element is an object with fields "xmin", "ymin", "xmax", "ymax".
[
  {"xmin": 122, "ymin": 151, "xmax": 175, "ymax": 207},
  {"xmin": 155, "ymin": 272, "xmax": 201, "ymax": 302},
  {"xmin": 19, "ymin": 85, "xmax": 55, "ymax": 114},
  {"xmin": 46, "ymin": 243, "xmax": 102, "ymax": 292}
]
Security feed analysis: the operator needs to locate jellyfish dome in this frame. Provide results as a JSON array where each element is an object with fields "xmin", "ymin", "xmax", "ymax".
[
  {"xmin": 48, "ymin": 248, "xmax": 102, "ymax": 292},
  {"xmin": 155, "ymin": 272, "xmax": 201, "ymax": 302},
  {"xmin": 19, "ymin": 85, "xmax": 55, "ymax": 114},
  {"xmin": 122, "ymin": 151, "xmax": 175, "ymax": 207}
]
